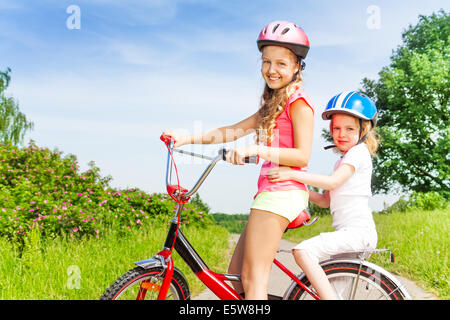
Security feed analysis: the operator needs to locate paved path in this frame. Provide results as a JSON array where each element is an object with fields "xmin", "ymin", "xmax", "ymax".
[{"xmin": 193, "ymin": 234, "xmax": 439, "ymax": 300}]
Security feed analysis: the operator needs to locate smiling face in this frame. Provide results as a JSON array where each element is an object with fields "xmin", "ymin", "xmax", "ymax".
[
  {"xmin": 261, "ymin": 46, "xmax": 299, "ymax": 90},
  {"xmin": 331, "ymin": 113, "xmax": 360, "ymax": 153}
]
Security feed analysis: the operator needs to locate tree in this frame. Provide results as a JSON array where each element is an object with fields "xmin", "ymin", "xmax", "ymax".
[
  {"xmin": 190, "ymin": 193, "xmax": 211, "ymax": 214},
  {"xmin": 0, "ymin": 67, "xmax": 34, "ymax": 146},
  {"xmin": 360, "ymin": 10, "xmax": 449, "ymax": 198}
]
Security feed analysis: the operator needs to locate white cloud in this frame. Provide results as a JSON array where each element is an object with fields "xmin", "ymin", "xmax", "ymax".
[
  {"xmin": 10, "ymin": 68, "xmax": 261, "ymax": 124},
  {"xmin": 83, "ymin": 0, "xmax": 179, "ymax": 26},
  {"xmin": 30, "ymin": 115, "xmax": 156, "ymax": 138},
  {"xmin": 309, "ymin": 31, "xmax": 360, "ymax": 48},
  {"xmin": 107, "ymin": 41, "xmax": 173, "ymax": 66},
  {"xmin": 162, "ymin": 27, "xmax": 255, "ymax": 54}
]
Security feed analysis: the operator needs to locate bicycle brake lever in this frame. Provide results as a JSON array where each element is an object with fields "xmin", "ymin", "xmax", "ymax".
[
  {"xmin": 160, "ymin": 134, "xmax": 175, "ymax": 146},
  {"xmin": 219, "ymin": 148, "xmax": 228, "ymax": 160}
]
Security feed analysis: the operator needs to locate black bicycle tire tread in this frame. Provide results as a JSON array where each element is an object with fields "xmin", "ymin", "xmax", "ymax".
[
  {"xmin": 100, "ymin": 266, "xmax": 190, "ymax": 300},
  {"xmin": 287, "ymin": 261, "xmax": 406, "ymax": 300}
]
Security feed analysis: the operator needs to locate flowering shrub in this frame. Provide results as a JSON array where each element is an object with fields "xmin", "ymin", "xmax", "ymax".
[{"xmin": 0, "ymin": 141, "xmax": 212, "ymax": 243}]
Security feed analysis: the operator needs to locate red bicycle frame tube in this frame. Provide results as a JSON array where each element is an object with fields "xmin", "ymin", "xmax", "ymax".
[
  {"xmin": 195, "ymin": 270, "xmax": 243, "ymax": 300},
  {"xmin": 273, "ymin": 259, "xmax": 320, "ymax": 300},
  {"xmin": 156, "ymin": 251, "xmax": 174, "ymax": 300}
]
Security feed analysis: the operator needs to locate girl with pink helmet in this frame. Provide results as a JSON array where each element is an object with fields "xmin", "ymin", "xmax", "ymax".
[{"xmin": 163, "ymin": 20, "xmax": 314, "ymax": 299}]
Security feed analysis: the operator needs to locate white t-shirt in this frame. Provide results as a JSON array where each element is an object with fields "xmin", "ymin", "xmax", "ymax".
[{"xmin": 329, "ymin": 144, "xmax": 376, "ymax": 230}]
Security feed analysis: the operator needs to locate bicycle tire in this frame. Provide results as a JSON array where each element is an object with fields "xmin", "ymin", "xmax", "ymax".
[
  {"xmin": 286, "ymin": 261, "xmax": 407, "ymax": 300},
  {"xmin": 100, "ymin": 266, "xmax": 190, "ymax": 300}
]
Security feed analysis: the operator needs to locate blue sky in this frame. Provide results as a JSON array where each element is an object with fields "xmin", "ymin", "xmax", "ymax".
[{"xmin": 1, "ymin": 0, "xmax": 449, "ymax": 213}]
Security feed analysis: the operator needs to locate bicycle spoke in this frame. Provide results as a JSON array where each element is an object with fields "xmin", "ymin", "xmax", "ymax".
[
  {"xmin": 287, "ymin": 262, "xmax": 406, "ymax": 300},
  {"xmin": 101, "ymin": 267, "xmax": 190, "ymax": 300}
]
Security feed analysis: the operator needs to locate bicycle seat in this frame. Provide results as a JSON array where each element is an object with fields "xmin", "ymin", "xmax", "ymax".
[{"xmin": 286, "ymin": 210, "xmax": 311, "ymax": 230}]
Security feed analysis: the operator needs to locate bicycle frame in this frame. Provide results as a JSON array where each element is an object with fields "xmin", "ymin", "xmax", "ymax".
[
  {"xmin": 136, "ymin": 215, "xmax": 321, "ymax": 300},
  {"xmin": 134, "ymin": 135, "xmax": 321, "ymax": 300}
]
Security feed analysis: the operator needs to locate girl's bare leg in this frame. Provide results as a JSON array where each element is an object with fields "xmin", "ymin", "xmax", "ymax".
[
  {"xmin": 292, "ymin": 249, "xmax": 338, "ymax": 300},
  {"xmin": 227, "ymin": 225, "xmax": 247, "ymax": 295},
  {"xmin": 241, "ymin": 209, "xmax": 289, "ymax": 300}
]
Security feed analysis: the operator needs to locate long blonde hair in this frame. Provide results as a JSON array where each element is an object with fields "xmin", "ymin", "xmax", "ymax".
[
  {"xmin": 255, "ymin": 67, "xmax": 303, "ymax": 145},
  {"xmin": 359, "ymin": 119, "xmax": 380, "ymax": 157}
]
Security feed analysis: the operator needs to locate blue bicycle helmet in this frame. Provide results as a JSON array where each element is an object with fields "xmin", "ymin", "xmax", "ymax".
[
  {"xmin": 322, "ymin": 91, "xmax": 377, "ymax": 127},
  {"xmin": 322, "ymin": 91, "xmax": 378, "ymax": 149}
]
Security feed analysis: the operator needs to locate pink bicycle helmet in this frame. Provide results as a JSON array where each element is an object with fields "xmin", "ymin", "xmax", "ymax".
[{"xmin": 257, "ymin": 21, "xmax": 310, "ymax": 59}]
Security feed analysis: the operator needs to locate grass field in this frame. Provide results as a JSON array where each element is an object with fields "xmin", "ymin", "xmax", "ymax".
[
  {"xmin": 0, "ymin": 222, "xmax": 230, "ymax": 299},
  {"xmin": 1, "ymin": 208, "xmax": 448, "ymax": 300},
  {"xmin": 283, "ymin": 208, "xmax": 449, "ymax": 299}
]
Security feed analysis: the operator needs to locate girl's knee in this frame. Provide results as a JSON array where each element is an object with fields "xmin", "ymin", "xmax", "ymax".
[
  {"xmin": 293, "ymin": 248, "xmax": 307, "ymax": 258},
  {"xmin": 292, "ymin": 249, "xmax": 310, "ymax": 264}
]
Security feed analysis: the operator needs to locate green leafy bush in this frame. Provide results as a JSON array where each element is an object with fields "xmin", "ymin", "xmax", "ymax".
[
  {"xmin": 380, "ymin": 191, "xmax": 448, "ymax": 214},
  {"xmin": 0, "ymin": 141, "xmax": 212, "ymax": 243},
  {"xmin": 408, "ymin": 191, "xmax": 448, "ymax": 211}
]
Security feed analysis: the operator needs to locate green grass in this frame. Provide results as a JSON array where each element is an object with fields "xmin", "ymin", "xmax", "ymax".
[
  {"xmin": 0, "ymin": 222, "xmax": 230, "ymax": 299},
  {"xmin": 283, "ymin": 208, "xmax": 449, "ymax": 299},
  {"xmin": 2, "ymin": 208, "xmax": 448, "ymax": 300},
  {"xmin": 212, "ymin": 213, "xmax": 248, "ymax": 234}
]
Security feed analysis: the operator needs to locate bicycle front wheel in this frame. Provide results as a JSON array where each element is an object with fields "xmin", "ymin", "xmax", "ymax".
[
  {"xmin": 100, "ymin": 266, "xmax": 190, "ymax": 300},
  {"xmin": 286, "ymin": 261, "xmax": 407, "ymax": 300}
]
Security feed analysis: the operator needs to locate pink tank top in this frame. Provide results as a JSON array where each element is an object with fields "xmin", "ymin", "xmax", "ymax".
[{"xmin": 255, "ymin": 87, "xmax": 314, "ymax": 199}]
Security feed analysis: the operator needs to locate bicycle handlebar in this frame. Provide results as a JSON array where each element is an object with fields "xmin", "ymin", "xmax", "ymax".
[
  {"xmin": 160, "ymin": 134, "xmax": 259, "ymax": 164},
  {"xmin": 160, "ymin": 134, "xmax": 259, "ymax": 202}
]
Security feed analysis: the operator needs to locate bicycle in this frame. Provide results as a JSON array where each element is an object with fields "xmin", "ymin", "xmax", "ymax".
[{"xmin": 100, "ymin": 134, "xmax": 412, "ymax": 300}]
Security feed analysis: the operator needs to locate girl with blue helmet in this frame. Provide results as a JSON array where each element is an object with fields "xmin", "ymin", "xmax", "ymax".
[{"xmin": 267, "ymin": 91, "xmax": 379, "ymax": 299}]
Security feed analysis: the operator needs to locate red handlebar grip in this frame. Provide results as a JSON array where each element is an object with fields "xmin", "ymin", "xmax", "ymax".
[{"xmin": 160, "ymin": 134, "xmax": 174, "ymax": 145}]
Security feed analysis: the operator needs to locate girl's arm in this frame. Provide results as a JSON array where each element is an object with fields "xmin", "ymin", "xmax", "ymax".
[
  {"xmin": 308, "ymin": 190, "xmax": 330, "ymax": 208},
  {"xmin": 163, "ymin": 112, "xmax": 259, "ymax": 148},
  {"xmin": 267, "ymin": 163, "xmax": 355, "ymax": 191},
  {"xmin": 227, "ymin": 99, "xmax": 314, "ymax": 166}
]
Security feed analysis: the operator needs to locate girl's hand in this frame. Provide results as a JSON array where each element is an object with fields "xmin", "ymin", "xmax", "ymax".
[
  {"xmin": 266, "ymin": 166, "xmax": 295, "ymax": 182},
  {"xmin": 162, "ymin": 130, "xmax": 189, "ymax": 148},
  {"xmin": 225, "ymin": 145, "xmax": 258, "ymax": 165}
]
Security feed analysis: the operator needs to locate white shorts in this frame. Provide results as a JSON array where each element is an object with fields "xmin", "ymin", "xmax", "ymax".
[{"xmin": 292, "ymin": 227, "xmax": 377, "ymax": 264}]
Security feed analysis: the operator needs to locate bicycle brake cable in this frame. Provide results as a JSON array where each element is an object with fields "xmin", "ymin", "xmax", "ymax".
[{"xmin": 165, "ymin": 142, "xmax": 183, "ymax": 253}]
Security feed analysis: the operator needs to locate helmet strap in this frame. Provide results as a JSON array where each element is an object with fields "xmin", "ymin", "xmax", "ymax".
[
  {"xmin": 356, "ymin": 132, "xmax": 369, "ymax": 145},
  {"xmin": 300, "ymin": 60, "xmax": 306, "ymax": 70},
  {"xmin": 356, "ymin": 118, "xmax": 372, "ymax": 145},
  {"xmin": 323, "ymin": 144, "xmax": 336, "ymax": 150}
]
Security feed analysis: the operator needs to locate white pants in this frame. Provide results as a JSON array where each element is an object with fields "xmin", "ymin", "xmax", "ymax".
[{"xmin": 292, "ymin": 227, "xmax": 378, "ymax": 264}]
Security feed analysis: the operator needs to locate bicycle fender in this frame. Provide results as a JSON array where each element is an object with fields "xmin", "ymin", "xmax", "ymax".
[
  {"xmin": 320, "ymin": 258, "xmax": 412, "ymax": 300},
  {"xmin": 134, "ymin": 250, "xmax": 171, "ymax": 269},
  {"xmin": 134, "ymin": 256, "xmax": 164, "ymax": 269},
  {"xmin": 282, "ymin": 258, "xmax": 412, "ymax": 300}
]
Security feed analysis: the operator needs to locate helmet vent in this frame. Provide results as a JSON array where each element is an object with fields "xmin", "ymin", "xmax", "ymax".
[
  {"xmin": 272, "ymin": 23, "xmax": 280, "ymax": 33},
  {"xmin": 263, "ymin": 26, "xmax": 267, "ymax": 35},
  {"xmin": 281, "ymin": 27, "xmax": 290, "ymax": 35}
]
